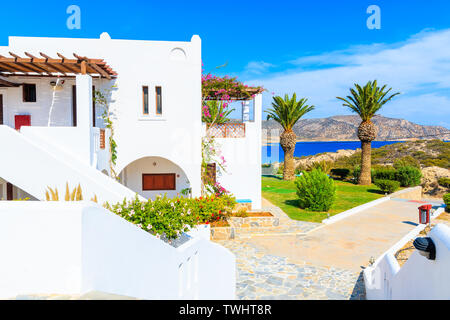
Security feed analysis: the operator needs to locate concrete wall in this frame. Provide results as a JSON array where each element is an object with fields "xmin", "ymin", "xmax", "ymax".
[
  {"xmin": 0, "ymin": 201, "xmax": 236, "ymax": 300},
  {"xmin": 205, "ymin": 94, "xmax": 262, "ymax": 209},
  {"xmin": 365, "ymin": 222, "xmax": 450, "ymax": 300},
  {"xmin": 390, "ymin": 186, "xmax": 423, "ymax": 200},
  {"xmin": 0, "ymin": 77, "xmax": 104, "ymax": 128},
  {"xmin": 122, "ymin": 156, "xmax": 190, "ymax": 200}
]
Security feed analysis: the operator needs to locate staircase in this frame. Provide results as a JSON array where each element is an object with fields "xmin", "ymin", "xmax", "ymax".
[{"xmin": 0, "ymin": 125, "xmax": 138, "ymax": 204}]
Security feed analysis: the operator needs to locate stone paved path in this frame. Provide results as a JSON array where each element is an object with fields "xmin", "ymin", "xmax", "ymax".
[
  {"xmin": 215, "ymin": 197, "xmax": 443, "ymax": 300},
  {"xmin": 217, "ymin": 240, "xmax": 365, "ymax": 300}
]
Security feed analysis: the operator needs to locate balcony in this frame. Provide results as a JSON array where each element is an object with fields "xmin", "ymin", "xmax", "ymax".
[{"xmin": 206, "ymin": 123, "xmax": 246, "ymax": 138}]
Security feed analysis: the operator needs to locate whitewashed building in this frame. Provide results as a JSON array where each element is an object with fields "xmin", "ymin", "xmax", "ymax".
[{"xmin": 0, "ymin": 33, "xmax": 262, "ymax": 208}]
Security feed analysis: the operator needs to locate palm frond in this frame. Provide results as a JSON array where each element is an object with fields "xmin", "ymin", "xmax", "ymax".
[
  {"xmin": 265, "ymin": 93, "xmax": 315, "ymax": 130},
  {"xmin": 337, "ymin": 80, "xmax": 400, "ymax": 121}
]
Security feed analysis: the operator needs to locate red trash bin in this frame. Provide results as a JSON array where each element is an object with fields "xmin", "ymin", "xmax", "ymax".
[{"xmin": 418, "ymin": 204, "xmax": 432, "ymax": 224}]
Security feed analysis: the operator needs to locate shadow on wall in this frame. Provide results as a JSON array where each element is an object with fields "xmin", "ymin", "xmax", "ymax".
[{"xmin": 119, "ymin": 156, "xmax": 191, "ymax": 200}]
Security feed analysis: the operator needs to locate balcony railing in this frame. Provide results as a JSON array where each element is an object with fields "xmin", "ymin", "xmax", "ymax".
[{"xmin": 206, "ymin": 123, "xmax": 246, "ymax": 138}]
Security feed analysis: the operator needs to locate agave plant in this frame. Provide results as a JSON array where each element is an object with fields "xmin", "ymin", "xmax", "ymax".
[
  {"xmin": 337, "ymin": 80, "xmax": 400, "ymax": 185},
  {"xmin": 266, "ymin": 94, "xmax": 315, "ymax": 180}
]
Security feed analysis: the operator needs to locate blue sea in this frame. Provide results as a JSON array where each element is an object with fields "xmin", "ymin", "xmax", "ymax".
[{"xmin": 262, "ymin": 141, "xmax": 405, "ymax": 164}]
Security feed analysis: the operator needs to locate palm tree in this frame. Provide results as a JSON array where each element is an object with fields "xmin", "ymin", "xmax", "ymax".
[
  {"xmin": 266, "ymin": 94, "xmax": 315, "ymax": 181},
  {"xmin": 337, "ymin": 80, "xmax": 400, "ymax": 185}
]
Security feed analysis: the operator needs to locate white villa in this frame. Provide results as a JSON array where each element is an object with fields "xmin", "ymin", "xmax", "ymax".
[
  {"xmin": 0, "ymin": 33, "xmax": 263, "ymax": 299},
  {"xmin": 0, "ymin": 33, "xmax": 262, "ymax": 208}
]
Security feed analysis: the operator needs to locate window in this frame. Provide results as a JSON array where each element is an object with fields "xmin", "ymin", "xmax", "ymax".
[
  {"xmin": 155, "ymin": 86, "xmax": 162, "ymax": 115},
  {"xmin": 142, "ymin": 86, "xmax": 149, "ymax": 115},
  {"xmin": 23, "ymin": 84, "xmax": 36, "ymax": 102},
  {"xmin": 142, "ymin": 174, "xmax": 176, "ymax": 191}
]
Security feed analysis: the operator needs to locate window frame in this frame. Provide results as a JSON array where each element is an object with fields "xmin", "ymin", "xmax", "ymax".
[
  {"xmin": 155, "ymin": 86, "xmax": 162, "ymax": 115},
  {"xmin": 142, "ymin": 86, "xmax": 149, "ymax": 115},
  {"xmin": 22, "ymin": 83, "xmax": 37, "ymax": 103}
]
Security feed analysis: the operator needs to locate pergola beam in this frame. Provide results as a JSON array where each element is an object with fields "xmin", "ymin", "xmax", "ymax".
[{"xmin": 0, "ymin": 51, "xmax": 117, "ymax": 78}]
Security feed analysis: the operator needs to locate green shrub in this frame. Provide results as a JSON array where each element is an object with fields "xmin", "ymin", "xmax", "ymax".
[
  {"xmin": 307, "ymin": 160, "xmax": 333, "ymax": 174},
  {"xmin": 373, "ymin": 167, "xmax": 397, "ymax": 181},
  {"xmin": 395, "ymin": 166, "xmax": 422, "ymax": 187},
  {"xmin": 105, "ymin": 194, "xmax": 236, "ymax": 240},
  {"xmin": 352, "ymin": 165, "xmax": 376, "ymax": 181},
  {"xmin": 444, "ymin": 193, "xmax": 450, "ymax": 212},
  {"xmin": 277, "ymin": 164, "xmax": 284, "ymax": 175},
  {"xmin": 438, "ymin": 177, "xmax": 450, "ymax": 189},
  {"xmin": 352, "ymin": 165, "xmax": 361, "ymax": 180},
  {"xmin": 393, "ymin": 156, "xmax": 421, "ymax": 169},
  {"xmin": 374, "ymin": 179, "xmax": 400, "ymax": 194},
  {"xmin": 330, "ymin": 168, "xmax": 351, "ymax": 179},
  {"xmin": 295, "ymin": 169, "xmax": 336, "ymax": 212}
]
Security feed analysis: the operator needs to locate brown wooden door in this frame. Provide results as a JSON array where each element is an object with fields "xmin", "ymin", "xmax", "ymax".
[
  {"xmin": 0, "ymin": 94, "xmax": 3, "ymax": 125},
  {"xmin": 6, "ymin": 183, "xmax": 13, "ymax": 201},
  {"xmin": 207, "ymin": 163, "xmax": 217, "ymax": 184},
  {"xmin": 142, "ymin": 174, "xmax": 176, "ymax": 191}
]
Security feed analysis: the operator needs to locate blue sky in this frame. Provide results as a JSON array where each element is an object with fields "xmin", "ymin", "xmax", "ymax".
[{"xmin": 1, "ymin": 0, "xmax": 449, "ymax": 128}]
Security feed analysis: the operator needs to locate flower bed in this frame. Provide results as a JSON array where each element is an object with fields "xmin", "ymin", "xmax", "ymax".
[{"xmin": 105, "ymin": 194, "xmax": 236, "ymax": 241}]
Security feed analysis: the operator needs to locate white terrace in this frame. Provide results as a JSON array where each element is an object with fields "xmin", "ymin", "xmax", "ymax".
[{"xmin": 0, "ymin": 34, "xmax": 262, "ymax": 209}]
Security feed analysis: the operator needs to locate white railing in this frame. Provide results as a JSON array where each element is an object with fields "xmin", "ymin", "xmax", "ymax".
[
  {"xmin": 0, "ymin": 202, "xmax": 236, "ymax": 300},
  {"xmin": 364, "ymin": 209, "xmax": 450, "ymax": 300},
  {"xmin": 207, "ymin": 123, "xmax": 246, "ymax": 138}
]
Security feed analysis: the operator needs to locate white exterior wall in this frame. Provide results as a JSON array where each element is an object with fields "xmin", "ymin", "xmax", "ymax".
[
  {"xmin": 365, "ymin": 223, "xmax": 450, "ymax": 300},
  {"xmin": 0, "ymin": 201, "xmax": 236, "ymax": 300},
  {"xmin": 1, "ymin": 34, "xmax": 202, "ymax": 198},
  {"xmin": 0, "ymin": 77, "xmax": 104, "ymax": 128},
  {"xmin": 122, "ymin": 156, "xmax": 190, "ymax": 200},
  {"xmin": 205, "ymin": 94, "xmax": 262, "ymax": 209}
]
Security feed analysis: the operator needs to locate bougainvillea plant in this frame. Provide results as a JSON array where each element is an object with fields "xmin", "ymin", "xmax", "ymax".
[
  {"xmin": 94, "ymin": 86, "xmax": 119, "ymax": 179},
  {"xmin": 202, "ymin": 73, "xmax": 264, "ymax": 102},
  {"xmin": 201, "ymin": 71, "xmax": 264, "ymax": 195},
  {"xmin": 201, "ymin": 134, "xmax": 228, "ymax": 195}
]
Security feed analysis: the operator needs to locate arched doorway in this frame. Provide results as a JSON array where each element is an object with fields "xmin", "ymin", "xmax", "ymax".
[{"xmin": 119, "ymin": 156, "xmax": 191, "ymax": 200}]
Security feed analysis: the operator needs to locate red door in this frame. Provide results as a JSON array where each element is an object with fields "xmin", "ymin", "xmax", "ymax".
[{"xmin": 15, "ymin": 115, "xmax": 31, "ymax": 130}]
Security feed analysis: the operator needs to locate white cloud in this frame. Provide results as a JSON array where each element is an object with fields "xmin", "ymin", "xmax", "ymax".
[
  {"xmin": 243, "ymin": 61, "xmax": 275, "ymax": 75},
  {"xmin": 247, "ymin": 29, "xmax": 450, "ymax": 128}
]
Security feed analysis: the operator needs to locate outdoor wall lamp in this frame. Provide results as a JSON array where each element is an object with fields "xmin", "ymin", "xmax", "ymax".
[{"xmin": 413, "ymin": 237, "xmax": 436, "ymax": 260}]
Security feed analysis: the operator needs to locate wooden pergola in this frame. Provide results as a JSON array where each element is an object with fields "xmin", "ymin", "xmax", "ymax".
[
  {"xmin": 203, "ymin": 87, "xmax": 264, "ymax": 101},
  {"xmin": 0, "ymin": 52, "xmax": 117, "ymax": 80}
]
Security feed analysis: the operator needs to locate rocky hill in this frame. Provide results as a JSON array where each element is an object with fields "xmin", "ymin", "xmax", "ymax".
[{"xmin": 263, "ymin": 115, "xmax": 450, "ymax": 141}]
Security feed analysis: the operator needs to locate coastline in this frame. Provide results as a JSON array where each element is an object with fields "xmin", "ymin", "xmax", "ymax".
[{"xmin": 262, "ymin": 138, "xmax": 411, "ymax": 147}]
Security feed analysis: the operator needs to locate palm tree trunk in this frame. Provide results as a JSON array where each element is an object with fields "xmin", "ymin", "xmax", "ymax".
[
  {"xmin": 283, "ymin": 148, "xmax": 295, "ymax": 181},
  {"xmin": 280, "ymin": 130, "xmax": 297, "ymax": 181},
  {"xmin": 359, "ymin": 140, "xmax": 372, "ymax": 185}
]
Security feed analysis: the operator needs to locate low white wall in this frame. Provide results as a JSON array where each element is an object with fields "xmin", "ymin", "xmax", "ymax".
[
  {"xmin": 322, "ymin": 196, "xmax": 391, "ymax": 225},
  {"xmin": 0, "ymin": 201, "xmax": 235, "ymax": 300},
  {"xmin": 365, "ymin": 209, "xmax": 450, "ymax": 300}
]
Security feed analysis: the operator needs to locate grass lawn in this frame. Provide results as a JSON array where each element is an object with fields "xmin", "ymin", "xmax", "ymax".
[{"xmin": 262, "ymin": 176, "xmax": 385, "ymax": 223}]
